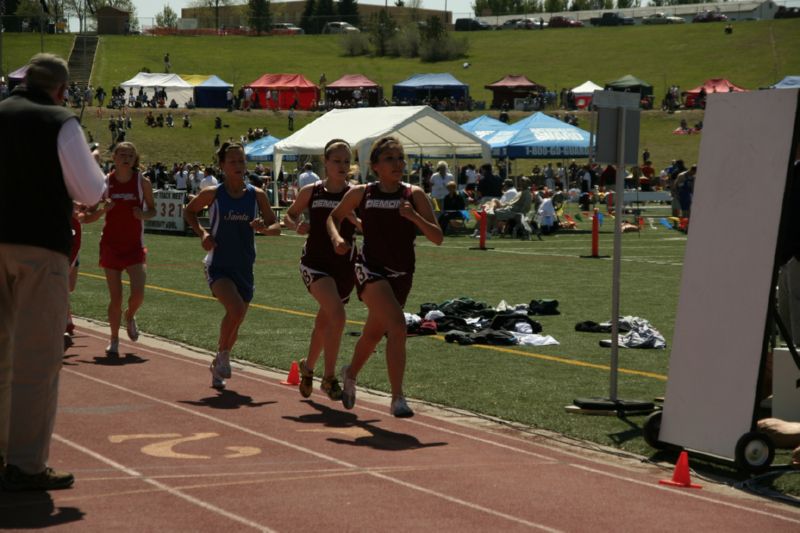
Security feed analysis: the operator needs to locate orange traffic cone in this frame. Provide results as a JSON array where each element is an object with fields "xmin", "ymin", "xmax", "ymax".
[
  {"xmin": 659, "ymin": 451, "xmax": 702, "ymax": 489},
  {"xmin": 282, "ymin": 361, "xmax": 300, "ymax": 386}
]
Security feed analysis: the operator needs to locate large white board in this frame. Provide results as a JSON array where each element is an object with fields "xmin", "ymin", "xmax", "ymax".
[{"xmin": 660, "ymin": 90, "xmax": 799, "ymax": 460}]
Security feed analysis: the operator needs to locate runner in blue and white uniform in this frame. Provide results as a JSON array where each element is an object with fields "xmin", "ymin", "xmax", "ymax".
[{"xmin": 184, "ymin": 142, "xmax": 280, "ymax": 389}]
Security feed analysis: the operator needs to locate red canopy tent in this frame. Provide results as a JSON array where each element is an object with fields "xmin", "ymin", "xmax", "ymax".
[
  {"xmin": 325, "ymin": 74, "xmax": 383, "ymax": 107},
  {"xmin": 683, "ymin": 78, "xmax": 747, "ymax": 108},
  {"xmin": 247, "ymin": 73, "xmax": 319, "ymax": 110},
  {"xmin": 484, "ymin": 75, "xmax": 546, "ymax": 109}
]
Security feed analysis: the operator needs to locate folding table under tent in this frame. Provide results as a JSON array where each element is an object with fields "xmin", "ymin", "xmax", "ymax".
[
  {"xmin": 272, "ymin": 106, "xmax": 491, "ymax": 182},
  {"xmin": 484, "ymin": 74, "xmax": 546, "ymax": 109},
  {"xmin": 570, "ymin": 80, "xmax": 604, "ymax": 109},
  {"xmin": 392, "ymin": 74, "xmax": 469, "ymax": 105},
  {"xmin": 484, "ymin": 112, "xmax": 592, "ymax": 159},
  {"xmin": 180, "ymin": 74, "xmax": 233, "ymax": 108},
  {"xmin": 325, "ymin": 74, "xmax": 383, "ymax": 107},
  {"xmin": 246, "ymin": 73, "xmax": 319, "ymax": 110},
  {"xmin": 683, "ymin": 78, "xmax": 747, "ymax": 108},
  {"xmin": 772, "ymin": 76, "xmax": 800, "ymax": 89},
  {"xmin": 119, "ymin": 73, "xmax": 194, "ymax": 107}
]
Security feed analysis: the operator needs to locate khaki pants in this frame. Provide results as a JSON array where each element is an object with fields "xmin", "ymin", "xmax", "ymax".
[{"xmin": 0, "ymin": 244, "xmax": 69, "ymax": 474}]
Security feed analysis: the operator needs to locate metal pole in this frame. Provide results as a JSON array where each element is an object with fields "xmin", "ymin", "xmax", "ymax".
[
  {"xmin": 610, "ymin": 106, "xmax": 626, "ymax": 403},
  {"xmin": 0, "ymin": 0, "xmax": 5, "ymax": 81}
]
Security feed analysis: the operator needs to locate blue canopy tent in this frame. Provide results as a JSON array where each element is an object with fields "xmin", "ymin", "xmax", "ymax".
[
  {"xmin": 460, "ymin": 115, "xmax": 512, "ymax": 158},
  {"xmin": 487, "ymin": 112, "xmax": 592, "ymax": 158},
  {"xmin": 772, "ymin": 76, "xmax": 800, "ymax": 89},
  {"xmin": 392, "ymin": 73, "xmax": 469, "ymax": 105},
  {"xmin": 194, "ymin": 75, "xmax": 233, "ymax": 108},
  {"xmin": 244, "ymin": 135, "xmax": 297, "ymax": 162},
  {"xmin": 460, "ymin": 115, "xmax": 509, "ymax": 140}
]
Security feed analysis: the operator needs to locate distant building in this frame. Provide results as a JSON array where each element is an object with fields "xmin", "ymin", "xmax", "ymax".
[
  {"xmin": 96, "ymin": 6, "xmax": 130, "ymax": 35},
  {"xmin": 181, "ymin": 2, "xmax": 451, "ymax": 31}
]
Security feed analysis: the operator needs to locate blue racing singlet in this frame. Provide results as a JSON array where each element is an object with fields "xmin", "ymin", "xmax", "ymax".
[{"xmin": 205, "ymin": 183, "xmax": 259, "ymax": 270}]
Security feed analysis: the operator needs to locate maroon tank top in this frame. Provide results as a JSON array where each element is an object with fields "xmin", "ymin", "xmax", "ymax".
[
  {"xmin": 302, "ymin": 181, "xmax": 355, "ymax": 266},
  {"xmin": 358, "ymin": 182, "xmax": 416, "ymax": 274}
]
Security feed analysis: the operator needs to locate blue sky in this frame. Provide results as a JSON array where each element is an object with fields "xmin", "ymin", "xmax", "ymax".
[{"xmin": 132, "ymin": 0, "xmax": 477, "ymax": 22}]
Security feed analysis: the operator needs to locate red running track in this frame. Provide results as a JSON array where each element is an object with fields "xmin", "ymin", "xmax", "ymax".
[{"xmin": 1, "ymin": 319, "xmax": 799, "ymax": 532}]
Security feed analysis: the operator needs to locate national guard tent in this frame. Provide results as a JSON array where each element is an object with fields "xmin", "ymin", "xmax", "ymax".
[
  {"xmin": 486, "ymin": 112, "xmax": 592, "ymax": 158},
  {"xmin": 119, "ymin": 72, "xmax": 194, "ymax": 106},
  {"xmin": 325, "ymin": 74, "xmax": 383, "ymax": 107},
  {"xmin": 247, "ymin": 73, "xmax": 319, "ymax": 110},
  {"xmin": 772, "ymin": 76, "xmax": 800, "ymax": 89},
  {"xmin": 484, "ymin": 74, "xmax": 546, "ymax": 109},
  {"xmin": 180, "ymin": 74, "xmax": 233, "ymax": 108},
  {"xmin": 273, "ymin": 106, "xmax": 491, "ymax": 181},
  {"xmin": 392, "ymin": 73, "xmax": 469, "ymax": 104},
  {"xmin": 570, "ymin": 80, "xmax": 604, "ymax": 109}
]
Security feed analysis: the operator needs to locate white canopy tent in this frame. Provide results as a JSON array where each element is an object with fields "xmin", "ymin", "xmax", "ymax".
[
  {"xmin": 571, "ymin": 80, "xmax": 604, "ymax": 109},
  {"xmin": 272, "ymin": 106, "xmax": 492, "ymax": 181},
  {"xmin": 119, "ymin": 73, "xmax": 194, "ymax": 107}
]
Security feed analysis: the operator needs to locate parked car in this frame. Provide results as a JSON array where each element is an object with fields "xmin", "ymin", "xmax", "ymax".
[
  {"xmin": 322, "ymin": 21, "xmax": 360, "ymax": 34},
  {"xmin": 497, "ymin": 18, "xmax": 522, "ymax": 30},
  {"xmin": 516, "ymin": 18, "xmax": 547, "ymax": 29},
  {"xmin": 642, "ymin": 12, "xmax": 685, "ymax": 24},
  {"xmin": 692, "ymin": 11, "xmax": 728, "ymax": 23},
  {"xmin": 270, "ymin": 22, "xmax": 304, "ymax": 35},
  {"xmin": 454, "ymin": 18, "xmax": 492, "ymax": 31},
  {"xmin": 775, "ymin": 6, "xmax": 800, "ymax": 18},
  {"xmin": 547, "ymin": 16, "xmax": 584, "ymax": 28},
  {"xmin": 589, "ymin": 12, "xmax": 635, "ymax": 26}
]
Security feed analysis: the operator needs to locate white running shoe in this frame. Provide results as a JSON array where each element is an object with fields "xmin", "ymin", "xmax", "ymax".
[
  {"xmin": 390, "ymin": 396, "xmax": 414, "ymax": 418},
  {"xmin": 126, "ymin": 315, "xmax": 139, "ymax": 342},
  {"xmin": 105, "ymin": 340, "xmax": 119, "ymax": 357},
  {"xmin": 341, "ymin": 365, "xmax": 356, "ymax": 410},
  {"xmin": 212, "ymin": 351, "xmax": 232, "ymax": 379},
  {"xmin": 211, "ymin": 374, "xmax": 226, "ymax": 390}
]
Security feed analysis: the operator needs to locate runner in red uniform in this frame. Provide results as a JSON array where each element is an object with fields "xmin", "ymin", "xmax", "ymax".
[
  {"xmin": 328, "ymin": 136, "xmax": 443, "ymax": 417},
  {"xmin": 284, "ymin": 139, "xmax": 360, "ymax": 400},
  {"xmin": 84, "ymin": 142, "xmax": 155, "ymax": 356}
]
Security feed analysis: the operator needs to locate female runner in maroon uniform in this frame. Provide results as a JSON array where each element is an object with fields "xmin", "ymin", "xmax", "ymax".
[
  {"xmin": 328, "ymin": 136, "xmax": 443, "ymax": 417},
  {"xmin": 84, "ymin": 142, "xmax": 155, "ymax": 356},
  {"xmin": 284, "ymin": 139, "xmax": 360, "ymax": 400}
]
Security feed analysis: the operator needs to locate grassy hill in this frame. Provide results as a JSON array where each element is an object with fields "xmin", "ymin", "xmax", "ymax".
[{"xmin": 2, "ymin": 20, "xmax": 798, "ymax": 171}]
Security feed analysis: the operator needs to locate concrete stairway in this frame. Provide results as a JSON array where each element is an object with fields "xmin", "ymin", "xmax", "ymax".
[{"xmin": 67, "ymin": 33, "xmax": 98, "ymax": 88}]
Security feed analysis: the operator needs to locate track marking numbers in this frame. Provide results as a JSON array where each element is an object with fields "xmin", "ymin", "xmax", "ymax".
[{"xmin": 109, "ymin": 432, "xmax": 261, "ymax": 459}]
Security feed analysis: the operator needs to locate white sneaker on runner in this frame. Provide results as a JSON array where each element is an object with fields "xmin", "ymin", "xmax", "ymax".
[
  {"xmin": 212, "ymin": 351, "xmax": 232, "ymax": 379},
  {"xmin": 390, "ymin": 396, "xmax": 414, "ymax": 418},
  {"xmin": 126, "ymin": 315, "xmax": 139, "ymax": 342},
  {"xmin": 105, "ymin": 339, "xmax": 119, "ymax": 357},
  {"xmin": 211, "ymin": 374, "xmax": 226, "ymax": 390},
  {"xmin": 341, "ymin": 365, "xmax": 356, "ymax": 410}
]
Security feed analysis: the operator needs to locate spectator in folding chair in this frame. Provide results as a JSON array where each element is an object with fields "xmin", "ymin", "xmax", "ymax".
[
  {"xmin": 485, "ymin": 177, "xmax": 532, "ymax": 236},
  {"xmin": 437, "ymin": 181, "xmax": 467, "ymax": 234}
]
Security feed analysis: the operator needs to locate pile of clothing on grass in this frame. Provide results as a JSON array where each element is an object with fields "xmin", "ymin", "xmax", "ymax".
[
  {"xmin": 575, "ymin": 316, "xmax": 666, "ymax": 349},
  {"xmin": 405, "ymin": 297, "xmax": 560, "ymax": 347}
]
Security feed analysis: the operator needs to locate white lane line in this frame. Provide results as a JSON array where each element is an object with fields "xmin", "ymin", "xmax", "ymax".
[
  {"xmin": 51, "ymin": 433, "xmax": 276, "ymax": 532},
  {"xmin": 569, "ymin": 463, "xmax": 800, "ymax": 525},
  {"xmin": 73, "ymin": 329, "xmax": 798, "ymax": 522},
  {"xmin": 62, "ymin": 368, "xmax": 564, "ymax": 532}
]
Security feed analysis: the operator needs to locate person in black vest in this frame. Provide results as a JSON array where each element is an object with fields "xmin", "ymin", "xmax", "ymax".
[{"xmin": 0, "ymin": 53, "xmax": 106, "ymax": 491}]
